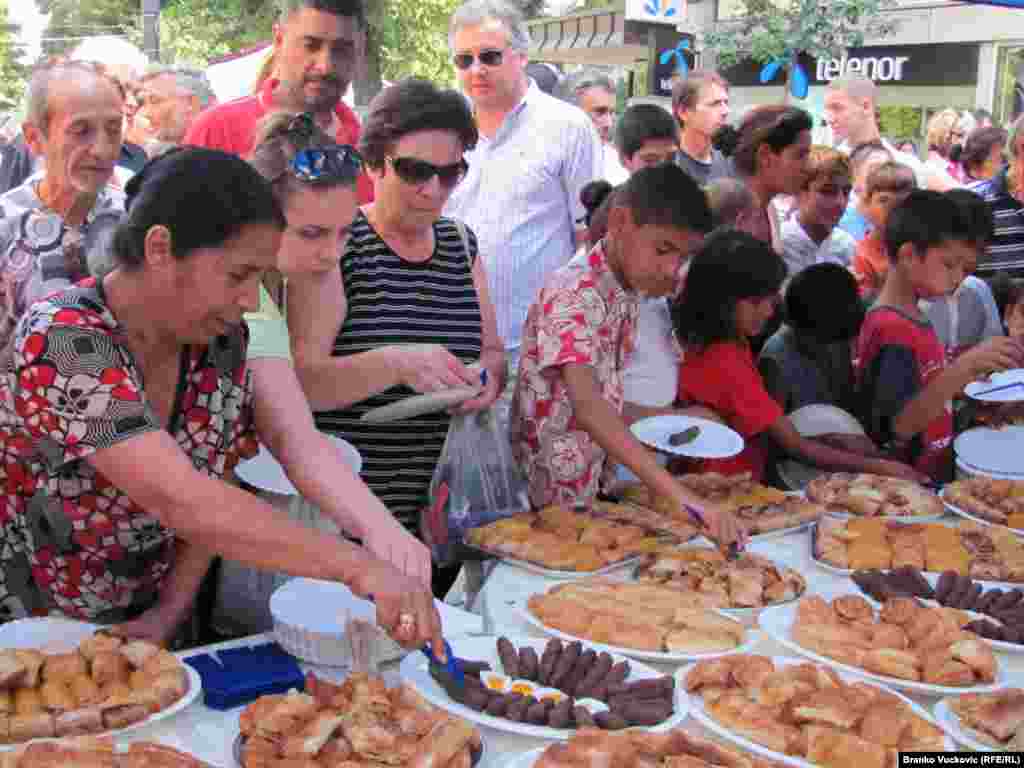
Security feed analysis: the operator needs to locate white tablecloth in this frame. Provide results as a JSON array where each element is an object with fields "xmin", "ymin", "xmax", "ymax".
[{"xmin": 112, "ymin": 525, "xmax": 1024, "ymax": 767}]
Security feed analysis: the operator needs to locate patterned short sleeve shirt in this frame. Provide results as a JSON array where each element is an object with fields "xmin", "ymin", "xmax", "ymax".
[{"xmin": 0, "ymin": 280, "xmax": 258, "ymax": 622}]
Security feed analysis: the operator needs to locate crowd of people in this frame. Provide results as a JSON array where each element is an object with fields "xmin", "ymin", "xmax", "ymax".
[{"xmin": 0, "ymin": 0, "xmax": 1022, "ymax": 653}]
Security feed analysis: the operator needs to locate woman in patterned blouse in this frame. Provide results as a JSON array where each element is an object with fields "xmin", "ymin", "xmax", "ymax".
[{"xmin": 0, "ymin": 147, "xmax": 442, "ymax": 653}]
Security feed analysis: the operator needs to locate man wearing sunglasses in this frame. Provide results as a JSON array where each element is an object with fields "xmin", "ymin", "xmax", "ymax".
[
  {"xmin": 444, "ymin": 0, "xmax": 602, "ymax": 392},
  {"xmin": 185, "ymin": 0, "xmax": 373, "ymax": 203}
]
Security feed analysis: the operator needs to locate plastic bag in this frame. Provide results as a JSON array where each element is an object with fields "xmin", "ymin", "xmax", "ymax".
[{"xmin": 421, "ymin": 407, "xmax": 530, "ymax": 565}]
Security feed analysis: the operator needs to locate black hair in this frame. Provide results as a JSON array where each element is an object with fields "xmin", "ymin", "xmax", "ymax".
[
  {"xmin": 616, "ymin": 163, "xmax": 712, "ymax": 234},
  {"xmin": 729, "ymin": 106, "xmax": 813, "ymax": 177},
  {"xmin": 672, "ymin": 229, "xmax": 787, "ymax": 349},
  {"xmin": 785, "ymin": 263, "xmax": 864, "ymax": 343},
  {"xmin": 614, "ymin": 104, "xmax": 678, "ymax": 159},
  {"xmin": 278, "ymin": 0, "xmax": 365, "ymax": 25},
  {"xmin": 360, "ymin": 78, "xmax": 477, "ymax": 169},
  {"xmin": 112, "ymin": 147, "xmax": 286, "ymax": 270},
  {"xmin": 989, "ymin": 272, "xmax": 1024, "ymax": 325},
  {"xmin": 848, "ymin": 140, "xmax": 890, "ymax": 173},
  {"xmin": 711, "ymin": 124, "xmax": 739, "ymax": 157},
  {"xmin": 961, "ymin": 126, "xmax": 1008, "ymax": 177},
  {"xmin": 945, "ymin": 188, "xmax": 995, "ymax": 245},
  {"xmin": 883, "ymin": 190, "xmax": 971, "ymax": 264},
  {"xmin": 581, "ymin": 180, "xmax": 610, "ymax": 228}
]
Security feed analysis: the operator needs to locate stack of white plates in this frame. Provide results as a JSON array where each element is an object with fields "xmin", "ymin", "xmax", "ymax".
[{"xmin": 954, "ymin": 426, "xmax": 1024, "ymax": 481}]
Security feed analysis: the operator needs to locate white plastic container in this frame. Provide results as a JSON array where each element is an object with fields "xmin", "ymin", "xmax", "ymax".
[{"xmin": 954, "ymin": 426, "xmax": 1024, "ymax": 480}]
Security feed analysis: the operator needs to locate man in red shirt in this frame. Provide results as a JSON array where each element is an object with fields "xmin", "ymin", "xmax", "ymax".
[{"xmin": 185, "ymin": 0, "xmax": 373, "ymax": 203}]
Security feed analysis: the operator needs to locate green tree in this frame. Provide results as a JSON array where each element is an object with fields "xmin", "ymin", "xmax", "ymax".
[
  {"xmin": 158, "ymin": 0, "xmax": 274, "ymax": 67},
  {"xmin": 38, "ymin": 0, "xmax": 139, "ymax": 57},
  {"xmin": 0, "ymin": 0, "xmax": 29, "ymax": 109},
  {"xmin": 702, "ymin": 0, "xmax": 900, "ymax": 97}
]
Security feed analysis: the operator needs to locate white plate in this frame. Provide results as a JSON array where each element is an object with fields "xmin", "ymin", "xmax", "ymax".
[
  {"xmin": 965, "ymin": 369, "xmax": 1024, "ymax": 403},
  {"xmin": 398, "ymin": 634, "xmax": 689, "ymax": 741},
  {"xmin": 472, "ymin": 553, "xmax": 643, "ymax": 581},
  {"xmin": 235, "ymin": 435, "xmax": 362, "ymax": 496},
  {"xmin": 683, "ymin": 656, "xmax": 955, "ymax": 768},
  {"xmin": 512, "ymin": 597, "xmax": 759, "ymax": 663},
  {"xmin": 0, "ymin": 617, "xmax": 103, "ymax": 653},
  {"xmin": 0, "ymin": 664, "xmax": 202, "ymax": 752},
  {"xmin": 631, "ymin": 415, "xmax": 744, "ymax": 459},
  {"xmin": 940, "ymin": 489, "xmax": 1024, "ymax": 537},
  {"xmin": 934, "ymin": 698, "xmax": 1006, "ymax": 752},
  {"xmin": 759, "ymin": 601, "xmax": 1008, "ymax": 695},
  {"xmin": 502, "ymin": 748, "xmax": 545, "ymax": 768},
  {"xmin": 954, "ymin": 427, "xmax": 1024, "ymax": 478}
]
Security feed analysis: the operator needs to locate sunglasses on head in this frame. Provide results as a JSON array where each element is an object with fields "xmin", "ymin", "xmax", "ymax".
[
  {"xmin": 387, "ymin": 156, "xmax": 468, "ymax": 188},
  {"xmin": 283, "ymin": 145, "xmax": 364, "ymax": 184},
  {"xmin": 453, "ymin": 49, "xmax": 505, "ymax": 70}
]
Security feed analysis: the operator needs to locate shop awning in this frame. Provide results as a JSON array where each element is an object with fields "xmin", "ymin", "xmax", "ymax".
[{"xmin": 526, "ymin": 8, "xmax": 652, "ymax": 66}]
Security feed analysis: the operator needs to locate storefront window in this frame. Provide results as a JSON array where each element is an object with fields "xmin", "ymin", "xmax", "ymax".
[{"xmin": 994, "ymin": 43, "xmax": 1024, "ymax": 126}]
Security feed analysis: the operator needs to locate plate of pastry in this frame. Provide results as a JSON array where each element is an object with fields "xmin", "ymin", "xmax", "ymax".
[
  {"xmin": 631, "ymin": 415, "xmax": 744, "ymax": 459},
  {"xmin": 760, "ymin": 595, "xmax": 1007, "ymax": 696},
  {"xmin": 513, "ymin": 579, "xmax": 758, "ymax": 663},
  {"xmin": 934, "ymin": 690, "xmax": 1024, "ymax": 752},
  {"xmin": 464, "ymin": 506, "xmax": 668, "ymax": 579},
  {"xmin": 0, "ymin": 632, "xmax": 200, "ymax": 750},
  {"xmin": 941, "ymin": 479, "xmax": 1024, "ymax": 536},
  {"xmin": 810, "ymin": 516, "xmax": 1024, "ymax": 583},
  {"xmin": 806, "ymin": 473, "xmax": 948, "ymax": 521},
  {"xmin": 2, "ymin": 737, "xmax": 216, "ymax": 766},
  {"xmin": 236, "ymin": 672, "xmax": 483, "ymax": 767},
  {"xmin": 632, "ymin": 545, "xmax": 806, "ymax": 615},
  {"xmin": 503, "ymin": 727, "xmax": 782, "ymax": 768},
  {"xmin": 399, "ymin": 634, "xmax": 688, "ymax": 741},
  {"xmin": 682, "ymin": 654, "xmax": 953, "ymax": 768}
]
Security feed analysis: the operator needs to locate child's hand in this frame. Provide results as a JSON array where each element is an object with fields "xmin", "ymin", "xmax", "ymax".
[
  {"xmin": 956, "ymin": 337, "xmax": 1024, "ymax": 381},
  {"xmin": 702, "ymin": 504, "xmax": 747, "ymax": 555},
  {"xmin": 873, "ymin": 458, "xmax": 931, "ymax": 485}
]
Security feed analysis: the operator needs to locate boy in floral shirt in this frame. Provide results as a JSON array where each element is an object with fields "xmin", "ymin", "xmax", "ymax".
[{"xmin": 511, "ymin": 164, "xmax": 742, "ymax": 548}]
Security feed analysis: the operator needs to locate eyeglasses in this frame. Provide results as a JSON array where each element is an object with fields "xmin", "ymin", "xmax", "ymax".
[
  {"xmin": 386, "ymin": 156, "xmax": 468, "ymax": 188},
  {"xmin": 453, "ymin": 49, "xmax": 506, "ymax": 70},
  {"xmin": 286, "ymin": 145, "xmax": 364, "ymax": 184}
]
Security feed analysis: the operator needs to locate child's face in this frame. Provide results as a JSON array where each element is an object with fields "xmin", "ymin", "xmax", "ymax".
[
  {"xmin": 735, "ymin": 294, "xmax": 779, "ymax": 339},
  {"xmin": 611, "ymin": 212, "xmax": 705, "ymax": 297},
  {"xmin": 853, "ymin": 152, "xmax": 889, "ymax": 199},
  {"xmin": 1007, "ymin": 299, "xmax": 1024, "ymax": 337},
  {"xmin": 797, "ymin": 173, "xmax": 852, "ymax": 233},
  {"xmin": 908, "ymin": 240, "xmax": 970, "ymax": 299},
  {"xmin": 622, "ymin": 138, "xmax": 679, "ymax": 175},
  {"xmin": 862, "ymin": 186, "xmax": 912, "ymax": 230}
]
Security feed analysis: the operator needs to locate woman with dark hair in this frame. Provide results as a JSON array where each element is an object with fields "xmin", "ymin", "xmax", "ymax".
[
  {"xmin": 961, "ymin": 126, "xmax": 1008, "ymax": 183},
  {"xmin": 288, "ymin": 79, "xmax": 505, "ymax": 597},
  {"xmin": 0, "ymin": 148, "xmax": 443, "ymax": 653},
  {"xmin": 725, "ymin": 105, "xmax": 813, "ymax": 251}
]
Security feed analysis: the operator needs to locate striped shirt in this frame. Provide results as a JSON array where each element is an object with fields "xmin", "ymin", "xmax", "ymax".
[
  {"xmin": 970, "ymin": 171, "xmax": 1024, "ymax": 278},
  {"xmin": 443, "ymin": 80, "xmax": 602, "ymax": 351},
  {"xmin": 314, "ymin": 211, "xmax": 483, "ymax": 530}
]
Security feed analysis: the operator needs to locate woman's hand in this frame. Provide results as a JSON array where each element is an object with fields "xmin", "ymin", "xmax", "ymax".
[
  {"xmin": 702, "ymin": 505, "xmax": 748, "ymax": 554},
  {"xmin": 109, "ymin": 606, "xmax": 180, "ymax": 647},
  {"xmin": 349, "ymin": 555, "xmax": 444, "ymax": 658},
  {"xmin": 361, "ymin": 516, "xmax": 433, "ymax": 587},
  {"xmin": 456, "ymin": 365, "xmax": 502, "ymax": 413},
  {"xmin": 391, "ymin": 344, "xmax": 479, "ymax": 393}
]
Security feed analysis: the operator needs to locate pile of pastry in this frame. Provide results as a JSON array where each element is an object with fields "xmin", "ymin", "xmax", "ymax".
[
  {"xmin": 635, "ymin": 547, "xmax": 806, "ymax": 609},
  {"xmin": 814, "ymin": 516, "xmax": 1024, "ymax": 581},
  {"xmin": 621, "ymin": 473, "xmax": 824, "ymax": 535},
  {"xmin": 0, "ymin": 634, "xmax": 188, "ymax": 744},
  {"xmin": 527, "ymin": 579, "xmax": 746, "ymax": 654},
  {"xmin": 683, "ymin": 654, "xmax": 946, "ymax": 768},
  {"xmin": 465, "ymin": 506, "xmax": 664, "ymax": 572},
  {"xmin": 0, "ymin": 736, "xmax": 211, "ymax": 767},
  {"xmin": 453, "ymin": 636, "xmax": 675, "ymax": 731},
  {"xmin": 945, "ymin": 477, "xmax": 1024, "ymax": 529},
  {"xmin": 792, "ymin": 594, "xmax": 998, "ymax": 685},
  {"xmin": 805, "ymin": 473, "xmax": 945, "ymax": 518},
  {"xmin": 948, "ymin": 688, "xmax": 1024, "ymax": 750},
  {"xmin": 533, "ymin": 727, "xmax": 779, "ymax": 768},
  {"xmin": 239, "ymin": 672, "xmax": 480, "ymax": 768}
]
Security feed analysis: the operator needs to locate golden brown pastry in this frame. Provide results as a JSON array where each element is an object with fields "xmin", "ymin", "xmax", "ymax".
[
  {"xmin": 805, "ymin": 725, "xmax": 889, "ymax": 768},
  {"xmin": 13, "ymin": 686, "xmax": 43, "ymax": 716},
  {"xmin": 55, "ymin": 706, "xmax": 104, "ymax": 737},
  {"xmin": 41, "ymin": 652, "xmax": 87, "ymax": 683},
  {"xmin": 78, "ymin": 632, "xmax": 123, "ymax": 663},
  {"xmin": 0, "ymin": 652, "xmax": 26, "ymax": 691},
  {"xmin": 69, "ymin": 674, "xmax": 104, "ymax": 707},
  {"xmin": 12, "ymin": 651, "xmax": 43, "ymax": 689},
  {"xmin": 118, "ymin": 640, "xmax": 161, "ymax": 670},
  {"xmin": 99, "ymin": 690, "xmax": 150, "ymax": 730},
  {"xmin": 792, "ymin": 689, "xmax": 862, "ymax": 729},
  {"xmin": 91, "ymin": 651, "xmax": 131, "ymax": 687},
  {"xmin": 862, "ymin": 649, "xmax": 921, "ymax": 681},
  {"xmin": 833, "ymin": 595, "xmax": 874, "ymax": 622},
  {"xmin": 951, "ymin": 638, "xmax": 997, "ymax": 682},
  {"xmin": 9, "ymin": 712, "xmax": 55, "ymax": 742}
]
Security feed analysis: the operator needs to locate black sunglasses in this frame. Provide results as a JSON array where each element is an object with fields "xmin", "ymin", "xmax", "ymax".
[
  {"xmin": 387, "ymin": 156, "xmax": 468, "ymax": 188},
  {"xmin": 453, "ymin": 49, "xmax": 505, "ymax": 70}
]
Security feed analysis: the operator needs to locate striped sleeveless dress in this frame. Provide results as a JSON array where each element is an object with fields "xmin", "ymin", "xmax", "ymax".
[{"xmin": 314, "ymin": 211, "xmax": 483, "ymax": 532}]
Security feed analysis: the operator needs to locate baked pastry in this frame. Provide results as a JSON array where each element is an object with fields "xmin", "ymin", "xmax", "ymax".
[
  {"xmin": 670, "ymin": 473, "xmax": 824, "ymax": 534},
  {"xmin": 950, "ymin": 689, "xmax": 1024, "ymax": 748},
  {"xmin": 0, "ymin": 632, "xmax": 190, "ymax": 746},
  {"xmin": 527, "ymin": 579, "xmax": 746, "ymax": 653},
  {"xmin": 0, "ymin": 737, "xmax": 212, "ymax": 767},
  {"xmin": 946, "ymin": 477, "xmax": 1024, "ymax": 527},
  {"xmin": 806, "ymin": 473, "xmax": 945, "ymax": 518}
]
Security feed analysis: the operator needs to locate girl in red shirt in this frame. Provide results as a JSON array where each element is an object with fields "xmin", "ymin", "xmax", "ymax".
[{"xmin": 673, "ymin": 230, "xmax": 922, "ymax": 484}]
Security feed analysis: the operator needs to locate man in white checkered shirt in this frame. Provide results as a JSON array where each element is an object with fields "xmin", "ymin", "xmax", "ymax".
[{"xmin": 444, "ymin": 0, "xmax": 603, "ymax": 390}]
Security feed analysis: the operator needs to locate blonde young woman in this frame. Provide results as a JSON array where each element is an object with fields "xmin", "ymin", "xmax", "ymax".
[{"xmin": 926, "ymin": 108, "xmax": 966, "ymax": 186}]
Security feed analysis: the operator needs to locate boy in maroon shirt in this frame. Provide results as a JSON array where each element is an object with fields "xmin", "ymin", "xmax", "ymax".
[{"xmin": 857, "ymin": 191, "xmax": 1024, "ymax": 482}]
